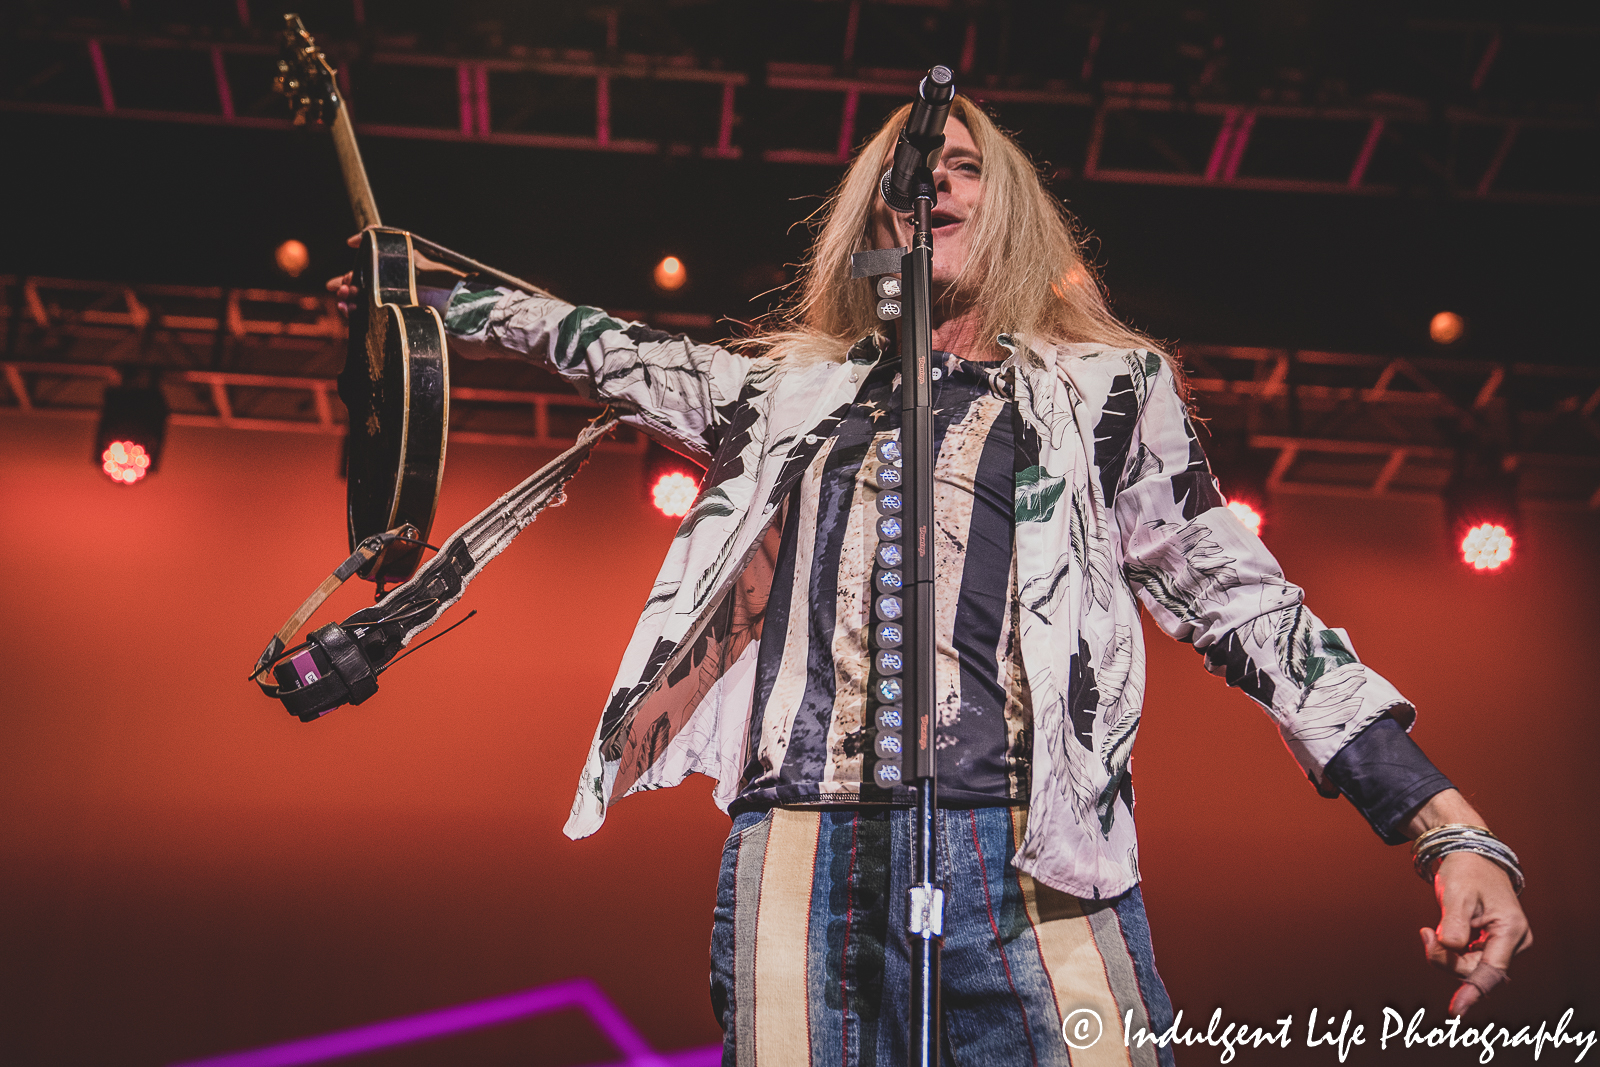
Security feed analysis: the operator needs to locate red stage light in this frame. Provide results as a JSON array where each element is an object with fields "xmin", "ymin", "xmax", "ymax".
[
  {"xmin": 1225, "ymin": 498, "xmax": 1263, "ymax": 536},
  {"xmin": 1460, "ymin": 522, "xmax": 1513, "ymax": 571},
  {"xmin": 101, "ymin": 440, "xmax": 152, "ymax": 485},
  {"xmin": 653, "ymin": 255, "xmax": 687, "ymax": 291},
  {"xmin": 652, "ymin": 471, "xmax": 699, "ymax": 517}
]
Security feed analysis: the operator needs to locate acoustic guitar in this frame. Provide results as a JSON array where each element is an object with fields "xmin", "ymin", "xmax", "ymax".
[
  {"xmin": 275, "ymin": 15, "xmax": 563, "ymax": 590},
  {"xmin": 275, "ymin": 15, "xmax": 447, "ymax": 588}
]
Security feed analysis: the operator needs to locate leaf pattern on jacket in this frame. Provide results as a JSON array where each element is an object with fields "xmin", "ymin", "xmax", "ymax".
[
  {"xmin": 1291, "ymin": 669, "xmax": 1368, "ymax": 741},
  {"xmin": 1304, "ymin": 629, "xmax": 1358, "ymax": 688},
  {"xmin": 703, "ymin": 402, "xmax": 760, "ymax": 489},
  {"xmin": 675, "ymin": 486, "xmax": 736, "ymax": 539},
  {"xmin": 1014, "ymin": 363, "xmax": 1077, "ymax": 450},
  {"xmin": 1200, "ymin": 628, "xmax": 1278, "ymax": 709},
  {"xmin": 1070, "ymin": 488, "xmax": 1115, "ymax": 611},
  {"xmin": 1098, "ymin": 630, "xmax": 1141, "ymax": 824},
  {"xmin": 1274, "ymin": 604, "xmax": 1316, "ymax": 686},
  {"xmin": 1066, "ymin": 636, "xmax": 1100, "ymax": 752},
  {"xmin": 1100, "ymin": 704, "xmax": 1137, "ymax": 782},
  {"xmin": 1020, "ymin": 552, "xmax": 1072, "ymax": 624},
  {"xmin": 1170, "ymin": 416, "xmax": 1226, "ymax": 521},
  {"xmin": 1119, "ymin": 443, "xmax": 1164, "ymax": 493},
  {"xmin": 643, "ymin": 581, "xmax": 681, "ymax": 611},
  {"xmin": 554, "ymin": 306, "xmax": 627, "ymax": 371},
  {"xmin": 1092, "ymin": 372, "xmax": 1140, "ymax": 508},
  {"xmin": 442, "ymin": 284, "xmax": 502, "ymax": 337},
  {"xmin": 1016, "ymin": 465, "xmax": 1067, "ymax": 523},
  {"xmin": 1096, "ymin": 624, "xmax": 1140, "ymax": 725},
  {"xmin": 1123, "ymin": 350, "xmax": 1161, "ymax": 410},
  {"xmin": 1124, "ymin": 522, "xmax": 1241, "ymax": 624},
  {"xmin": 598, "ymin": 636, "xmax": 677, "ymax": 748},
  {"xmin": 1094, "ymin": 758, "xmax": 1134, "ymax": 838},
  {"xmin": 595, "ymin": 339, "xmax": 711, "ymax": 421},
  {"xmin": 1042, "ymin": 691, "xmax": 1100, "ymax": 827},
  {"xmin": 693, "ymin": 528, "xmax": 745, "ymax": 611}
]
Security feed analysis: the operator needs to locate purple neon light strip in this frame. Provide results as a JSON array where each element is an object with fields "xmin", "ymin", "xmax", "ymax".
[
  {"xmin": 88, "ymin": 39, "xmax": 115, "ymax": 112},
  {"xmin": 1222, "ymin": 110, "xmax": 1255, "ymax": 181},
  {"xmin": 474, "ymin": 64, "xmax": 491, "ymax": 136},
  {"xmin": 211, "ymin": 46, "xmax": 235, "ymax": 121},
  {"xmin": 1203, "ymin": 108, "xmax": 1237, "ymax": 180},
  {"xmin": 167, "ymin": 977, "xmax": 720, "ymax": 1067},
  {"xmin": 1348, "ymin": 117, "xmax": 1384, "ymax": 188},
  {"xmin": 836, "ymin": 87, "xmax": 860, "ymax": 162},
  {"xmin": 458, "ymin": 63, "xmax": 474, "ymax": 136}
]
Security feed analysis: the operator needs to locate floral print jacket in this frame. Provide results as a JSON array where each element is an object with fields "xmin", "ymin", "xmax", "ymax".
[{"xmin": 446, "ymin": 285, "xmax": 1413, "ymax": 900}]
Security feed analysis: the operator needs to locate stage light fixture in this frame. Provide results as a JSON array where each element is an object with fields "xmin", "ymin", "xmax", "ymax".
[
  {"xmin": 1460, "ymin": 523, "xmax": 1513, "ymax": 571},
  {"xmin": 1225, "ymin": 498, "xmax": 1264, "ymax": 536},
  {"xmin": 653, "ymin": 255, "xmax": 687, "ymax": 292},
  {"xmin": 1443, "ymin": 442, "xmax": 1519, "ymax": 573},
  {"xmin": 94, "ymin": 378, "xmax": 169, "ymax": 486},
  {"xmin": 1429, "ymin": 311, "xmax": 1465, "ymax": 345},
  {"xmin": 275, "ymin": 239, "xmax": 311, "ymax": 278},
  {"xmin": 1209, "ymin": 430, "xmax": 1272, "ymax": 539},
  {"xmin": 644, "ymin": 440, "xmax": 702, "ymax": 517},
  {"xmin": 652, "ymin": 471, "xmax": 699, "ymax": 517}
]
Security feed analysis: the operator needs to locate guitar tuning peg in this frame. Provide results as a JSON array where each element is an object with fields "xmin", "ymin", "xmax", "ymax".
[{"xmin": 876, "ymin": 298, "xmax": 903, "ymax": 321}]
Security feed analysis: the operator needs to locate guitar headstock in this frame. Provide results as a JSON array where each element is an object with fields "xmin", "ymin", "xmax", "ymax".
[{"xmin": 273, "ymin": 14, "xmax": 341, "ymax": 126}]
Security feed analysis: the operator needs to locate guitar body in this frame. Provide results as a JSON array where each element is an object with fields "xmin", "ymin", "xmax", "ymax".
[{"xmin": 340, "ymin": 228, "xmax": 449, "ymax": 585}]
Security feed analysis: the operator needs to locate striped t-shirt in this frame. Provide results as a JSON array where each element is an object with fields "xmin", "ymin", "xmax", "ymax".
[{"xmin": 732, "ymin": 352, "xmax": 1031, "ymax": 811}]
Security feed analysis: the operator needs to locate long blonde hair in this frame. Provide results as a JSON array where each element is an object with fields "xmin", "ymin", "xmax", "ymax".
[{"xmin": 749, "ymin": 96, "xmax": 1172, "ymax": 374}]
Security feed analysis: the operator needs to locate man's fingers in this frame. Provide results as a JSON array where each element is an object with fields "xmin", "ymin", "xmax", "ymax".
[
  {"xmin": 1449, "ymin": 962, "xmax": 1509, "ymax": 1017},
  {"xmin": 1449, "ymin": 981, "xmax": 1484, "ymax": 1017},
  {"xmin": 1420, "ymin": 927, "xmax": 1476, "ymax": 978},
  {"xmin": 346, "ymin": 233, "xmax": 362, "ymax": 248},
  {"xmin": 1476, "ymin": 914, "xmax": 1531, "ymax": 975},
  {"xmin": 1433, "ymin": 883, "xmax": 1477, "ymax": 952}
]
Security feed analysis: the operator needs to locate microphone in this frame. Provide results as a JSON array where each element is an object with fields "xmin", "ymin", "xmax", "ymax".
[{"xmin": 880, "ymin": 66, "xmax": 955, "ymax": 212}]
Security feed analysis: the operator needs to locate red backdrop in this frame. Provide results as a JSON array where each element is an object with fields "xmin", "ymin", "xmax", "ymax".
[{"xmin": 1, "ymin": 414, "xmax": 1595, "ymax": 1066}]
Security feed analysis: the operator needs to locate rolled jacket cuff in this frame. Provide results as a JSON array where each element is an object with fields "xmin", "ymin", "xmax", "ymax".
[{"xmin": 1322, "ymin": 715, "xmax": 1454, "ymax": 845}]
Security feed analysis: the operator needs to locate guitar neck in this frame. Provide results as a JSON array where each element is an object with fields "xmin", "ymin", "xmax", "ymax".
[{"xmin": 330, "ymin": 104, "xmax": 382, "ymax": 230}]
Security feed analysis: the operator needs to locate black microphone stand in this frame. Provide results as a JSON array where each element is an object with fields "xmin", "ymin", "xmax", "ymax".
[
  {"xmin": 899, "ymin": 167, "xmax": 943, "ymax": 1067},
  {"xmin": 851, "ymin": 65, "xmax": 952, "ymax": 1067}
]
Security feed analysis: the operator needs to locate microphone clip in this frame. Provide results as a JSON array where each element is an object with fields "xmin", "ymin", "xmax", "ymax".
[{"xmin": 880, "ymin": 65, "xmax": 955, "ymax": 213}]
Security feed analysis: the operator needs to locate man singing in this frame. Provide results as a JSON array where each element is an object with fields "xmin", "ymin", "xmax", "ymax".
[{"xmin": 334, "ymin": 95, "xmax": 1529, "ymax": 1066}]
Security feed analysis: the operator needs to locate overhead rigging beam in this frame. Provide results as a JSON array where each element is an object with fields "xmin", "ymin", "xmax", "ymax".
[{"xmin": 4, "ymin": 28, "xmax": 1594, "ymax": 204}]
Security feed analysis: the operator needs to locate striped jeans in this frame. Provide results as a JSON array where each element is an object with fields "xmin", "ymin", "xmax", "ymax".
[{"xmin": 710, "ymin": 806, "xmax": 1177, "ymax": 1067}]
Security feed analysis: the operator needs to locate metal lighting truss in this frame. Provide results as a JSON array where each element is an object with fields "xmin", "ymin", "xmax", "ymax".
[
  {"xmin": 0, "ymin": 275, "xmax": 650, "ymax": 455},
  {"xmin": 1, "ymin": 7, "xmax": 1594, "ymax": 204},
  {"xmin": 3, "ymin": 275, "xmax": 1597, "ymax": 510}
]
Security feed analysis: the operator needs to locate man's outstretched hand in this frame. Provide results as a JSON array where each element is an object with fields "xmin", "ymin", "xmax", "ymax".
[
  {"xmin": 1405, "ymin": 790, "xmax": 1532, "ymax": 1016},
  {"xmin": 325, "ymin": 232, "xmax": 364, "ymax": 316}
]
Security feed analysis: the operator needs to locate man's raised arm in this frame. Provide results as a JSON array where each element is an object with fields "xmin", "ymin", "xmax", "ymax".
[{"xmin": 328, "ymin": 243, "xmax": 752, "ymax": 468}]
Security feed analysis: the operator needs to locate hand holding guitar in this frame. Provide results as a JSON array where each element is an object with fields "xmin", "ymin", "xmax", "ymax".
[{"xmin": 329, "ymin": 232, "xmax": 464, "ymax": 317}]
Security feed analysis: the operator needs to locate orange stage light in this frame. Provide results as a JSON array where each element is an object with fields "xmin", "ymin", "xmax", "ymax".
[
  {"xmin": 1429, "ymin": 311, "xmax": 1465, "ymax": 345},
  {"xmin": 653, "ymin": 256, "xmax": 687, "ymax": 291},
  {"xmin": 275, "ymin": 240, "xmax": 311, "ymax": 278}
]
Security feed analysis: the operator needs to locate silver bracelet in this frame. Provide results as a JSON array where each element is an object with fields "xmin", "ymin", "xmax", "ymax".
[{"xmin": 1412, "ymin": 823, "xmax": 1524, "ymax": 895}]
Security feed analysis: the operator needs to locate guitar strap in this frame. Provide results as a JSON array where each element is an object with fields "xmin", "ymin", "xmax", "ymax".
[{"xmin": 250, "ymin": 414, "xmax": 621, "ymax": 721}]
